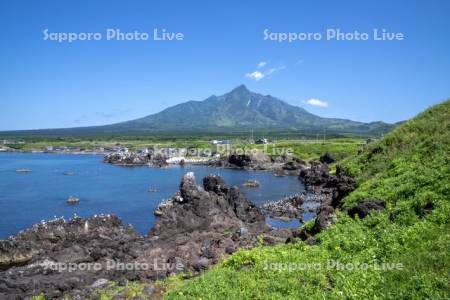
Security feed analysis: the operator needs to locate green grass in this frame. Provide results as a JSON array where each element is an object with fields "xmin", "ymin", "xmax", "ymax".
[
  {"xmin": 267, "ymin": 139, "xmax": 362, "ymax": 161},
  {"xmin": 164, "ymin": 100, "xmax": 450, "ymax": 299},
  {"xmin": 92, "ymin": 281, "xmax": 148, "ymax": 300},
  {"xmin": 3, "ymin": 136, "xmax": 363, "ymax": 163}
]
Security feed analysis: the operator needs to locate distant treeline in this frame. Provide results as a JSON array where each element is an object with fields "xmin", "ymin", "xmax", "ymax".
[{"xmin": 0, "ymin": 128, "xmax": 378, "ymax": 142}]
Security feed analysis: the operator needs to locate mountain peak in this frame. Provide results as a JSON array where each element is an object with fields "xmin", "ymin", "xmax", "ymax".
[
  {"xmin": 230, "ymin": 84, "xmax": 250, "ymax": 94},
  {"xmin": 95, "ymin": 86, "xmax": 394, "ymax": 135}
]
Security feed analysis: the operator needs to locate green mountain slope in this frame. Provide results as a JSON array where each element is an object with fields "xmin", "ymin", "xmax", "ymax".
[
  {"xmin": 165, "ymin": 100, "xmax": 450, "ymax": 299},
  {"xmin": 1, "ymin": 85, "xmax": 394, "ymax": 136},
  {"xmin": 111, "ymin": 85, "xmax": 392, "ymax": 134}
]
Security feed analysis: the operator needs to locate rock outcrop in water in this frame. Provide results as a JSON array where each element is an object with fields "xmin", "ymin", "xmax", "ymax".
[
  {"xmin": 0, "ymin": 173, "xmax": 290, "ymax": 299},
  {"xmin": 210, "ymin": 153, "xmax": 306, "ymax": 176},
  {"xmin": 151, "ymin": 172, "xmax": 267, "ymax": 240},
  {"xmin": 243, "ymin": 179, "xmax": 260, "ymax": 188},
  {"xmin": 104, "ymin": 152, "xmax": 168, "ymax": 167},
  {"xmin": 147, "ymin": 172, "xmax": 278, "ymax": 275},
  {"xmin": 261, "ymin": 194, "xmax": 306, "ymax": 220},
  {"xmin": 104, "ymin": 149, "xmax": 308, "ymax": 178}
]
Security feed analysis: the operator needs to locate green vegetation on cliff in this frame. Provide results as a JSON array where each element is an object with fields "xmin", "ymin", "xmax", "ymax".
[{"xmin": 165, "ymin": 100, "xmax": 450, "ymax": 299}]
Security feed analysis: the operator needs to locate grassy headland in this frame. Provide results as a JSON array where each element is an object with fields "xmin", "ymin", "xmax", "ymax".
[{"xmin": 162, "ymin": 100, "xmax": 450, "ymax": 299}]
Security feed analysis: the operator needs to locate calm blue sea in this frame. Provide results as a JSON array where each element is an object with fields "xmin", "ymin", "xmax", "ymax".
[{"xmin": 0, "ymin": 153, "xmax": 305, "ymax": 238}]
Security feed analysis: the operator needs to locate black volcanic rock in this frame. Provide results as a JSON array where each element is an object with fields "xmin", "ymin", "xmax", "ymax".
[
  {"xmin": 319, "ymin": 153, "xmax": 335, "ymax": 164},
  {"xmin": 203, "ymin": 175, "xmax": 226, "ymax": 193},
  {"xmin": 298, "ymin": 162, "xmax": 330, "ymax": 186},
  {"xmin": 104, "ymin": 152, "xmax": 168, "ymax": 167},
  {"xmin": 228, "ymin": 154, "xmax": 252, "ymax": 168},
  {"xmin": 262, "ymin": 194, "xmax": 306, "ymax": 220},
  {"xmin": 0, "ymin": 173, "xmax": 291, "ymax": 299},
  {"xmin": 221, "ymin": 152, "xmax": 275, "ymax": 171},
  {"xmin": 293, "ymin": 162, "xmax": 357, "ymax": 241},
  {"xmin": 310, "ymin": 205, "xmax": 336, "ymax": 234},
  {"xmin": 0, "ymin": 215, "xmax": 144, "ymax": 299},
  {"xmin": 298, "ymin": 162, "xmax": 355, "ymax": 208},
  {"xmin": 151, "ymin": 172, "xmax": 266, "ymax": 239},
  {"xmin": 348, "ymin": 200, "xmax": 386, "ymax": 219}
]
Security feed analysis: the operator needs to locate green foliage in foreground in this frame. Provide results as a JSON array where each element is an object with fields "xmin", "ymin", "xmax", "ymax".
[
  {"xmin": 165, "ymin": 100, "xmax": 450, "ymax": 299},
  {"xmin": 93, "ymin": 282, "xmax": 148, "ymax": 300}
]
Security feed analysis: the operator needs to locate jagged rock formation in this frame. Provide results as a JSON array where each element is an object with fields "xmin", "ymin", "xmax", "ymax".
[
  {"xmin": 0, "ymin": 173, "xmax": 290, "ymax": 299},
  {"xmin": 104, "ymin": 152, "xmax": 168, "ymax": 167},
  {"xmin": 290, "ymin": 163, "xmax": 356, "ymax": 242},
  {"xmin": 151, "ymin": 172, "xmax": 266, "ymax": 239},
  {"xmin": 210, "ymin": 153, "xmax": 306, "ymax": 176},
  {"xmin": 0, "ymin": 215, "xmax": 144, "ymax": 299},
  {"xmin": 261, "ymin": 194, "xmax": 306, "ymax": 220}
]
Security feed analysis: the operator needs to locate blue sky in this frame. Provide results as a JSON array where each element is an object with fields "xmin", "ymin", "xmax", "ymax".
[{"xmin": 1, "ymin": 0, "xmax": 449, "ymax": 130}]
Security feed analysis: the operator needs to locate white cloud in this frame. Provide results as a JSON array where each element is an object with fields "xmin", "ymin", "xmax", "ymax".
[
  {"xmin": 257, "ymin": 61, "xmax": 267, "ymax": 68},
  {"xmin": 304, "ymin": 98, "xmax": 328, "ymax": 108},
  {"xmin": 266, "ymin": 65, "xmax": 286, "ymax": 76},
  {"xmin": 266, "ymin": 68, "xmax": 277, "ymax": 76},
  {"xmin": 245, "ymin": 71, "xmax": 265, "ymax": 81},
  {"xmin": 245, "ymin": 65, "xmax": 286, "ymax": 81}
]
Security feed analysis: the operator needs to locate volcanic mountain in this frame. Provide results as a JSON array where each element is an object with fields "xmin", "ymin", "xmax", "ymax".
[
  {"xmin": 104, "ymin": 85, "xmax": 392, "ymax": 133},
  {"xmin": 1, "ymin": 85, "xmax": 394, "ymax": 136}
]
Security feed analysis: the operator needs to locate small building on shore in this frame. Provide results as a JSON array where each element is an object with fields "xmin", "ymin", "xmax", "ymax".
[
  {"xmin": 210, "ymin": 140, "xmax": 232, "ymax": 145},
  {"xmin": 255, "ymin": 138, "xmax": 269, "ymax": 145}
]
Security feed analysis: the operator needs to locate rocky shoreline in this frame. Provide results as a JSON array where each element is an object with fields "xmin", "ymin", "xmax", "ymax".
[
  {"xmin": 104, "ymin": 150, "xmax": 308, "ymax": 177},
  {"xmin": 0, "ymin": 173, "xmax": 293, "ymax": 299},
  {"xmin": 289, "ymin": 163, "xmax": 358, "ymax": 243},
  {"xmin": 0, "ymin": 152, "xmax": 360, "ymax": 299},
  {"xmin": 262, "ymin": 194, "xmax": 305, "ymax": 220}
]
